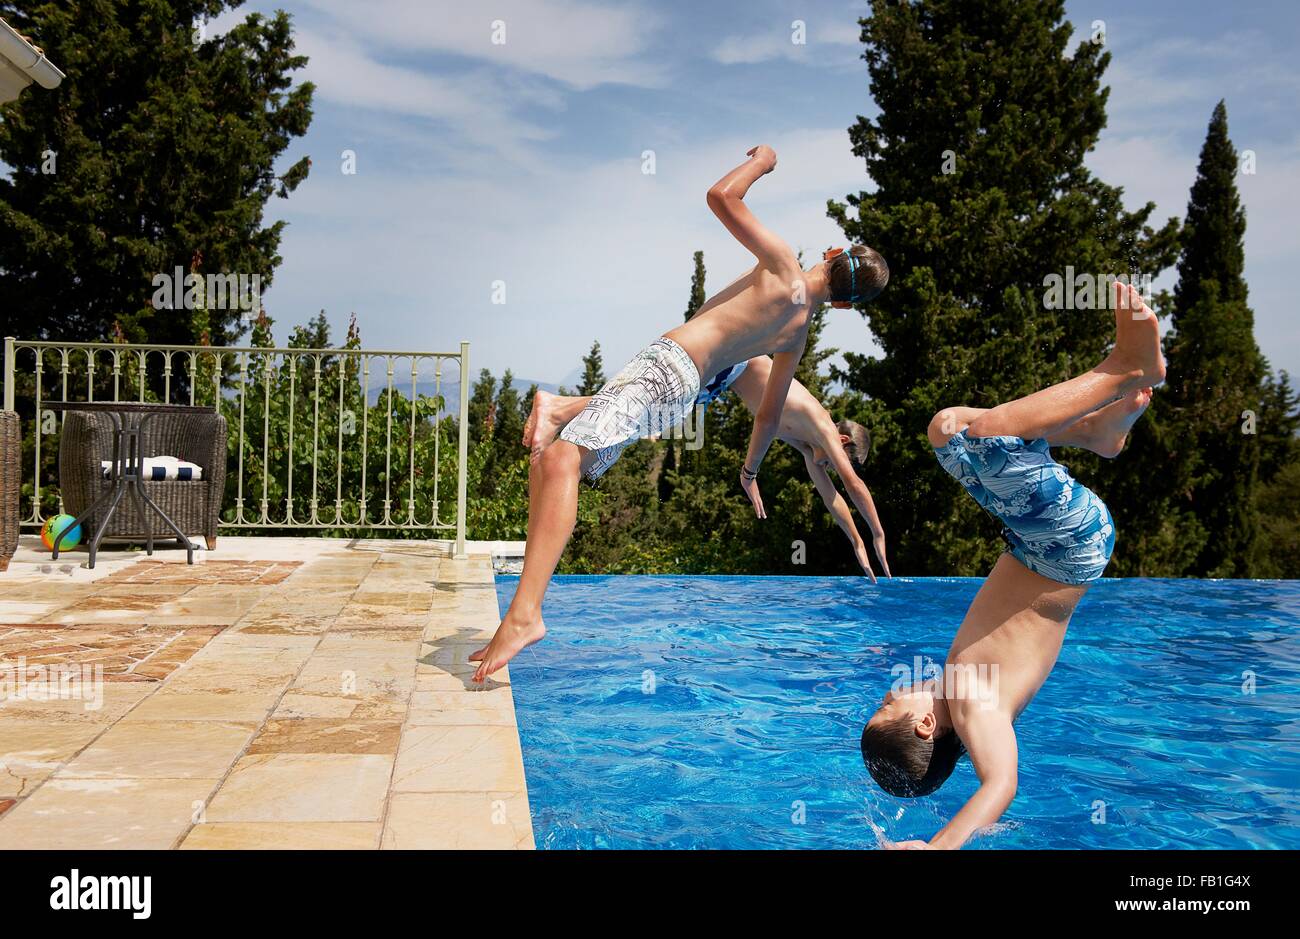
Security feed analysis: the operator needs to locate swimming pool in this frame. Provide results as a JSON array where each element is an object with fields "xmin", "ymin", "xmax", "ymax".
[{"xmin": 495, "ymin": 574, "xmax": 1300, "ymax": 849}]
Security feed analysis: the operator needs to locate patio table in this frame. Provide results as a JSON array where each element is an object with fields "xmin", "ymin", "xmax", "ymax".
[{"xmin": 46, "ymin": 401, "xmax": 217, "ymax": 568}]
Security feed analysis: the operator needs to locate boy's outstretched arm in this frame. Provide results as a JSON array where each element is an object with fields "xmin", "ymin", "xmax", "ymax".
[
  {"xmin": 891, "ymin": 712, "xmax": 1018, "ymax": 850},
  {"xmin": 800, "ymin": 449, "xmax": 876, "ymax": 581},
  {"xmin": 824, "ymin": 444, "xmax": 890, "ymax": 577},
  {"xmin": 741, "ymin": 344, "xmax": 803, "ymax": 517},
  {"xmin": 706, "ymin": 146, "xmax": 791, "ymax": 266}
]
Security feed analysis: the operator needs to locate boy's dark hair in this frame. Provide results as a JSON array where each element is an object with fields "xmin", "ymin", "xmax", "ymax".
[
  {"xmin": 828, "ymin": 245, "xmax": 888, "ymax": 304},
  {"xmin": 860, "ymin": 717, "xmax": 965, "ymax": 797},
  {"xmin": 836, "ymin": 419, "xmax": 871, "ymax": 477}
]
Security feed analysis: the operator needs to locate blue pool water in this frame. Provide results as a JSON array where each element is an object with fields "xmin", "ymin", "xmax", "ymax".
[{"xmin": 495, "ymin": 575, "xmax": 1300, "ymax": 849}]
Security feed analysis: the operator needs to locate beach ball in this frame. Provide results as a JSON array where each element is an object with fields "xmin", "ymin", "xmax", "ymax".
[{"xmin": 41, "ymin": 514, "xmax": 83, "ymax": 551}]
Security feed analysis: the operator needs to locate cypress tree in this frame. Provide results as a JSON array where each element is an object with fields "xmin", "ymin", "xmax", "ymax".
[
  {"xmin": 1251, "ymin": 370, "xmax": 1300, "ymax": 577},
  {"xmin": 578, "ymin": 341, "xmax": 605, "ymax": 395},
  {"xmin": 467, "ymin": 369, "xmax": 497, "ymax": 448},
  {"xmin": 1162, "ymin": 102, "xmax": 1266, "ymax": 576},
  {"xmin": 684, "ymin": 250, "xmax": 706, "ymax": 321},
  {"xmin": 830, "ymin": 0, "xmax": 1179, "ymax": 575}
]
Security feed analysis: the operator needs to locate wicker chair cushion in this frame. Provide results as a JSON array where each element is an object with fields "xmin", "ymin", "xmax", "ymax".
[{"xmin": 100, "ymin": 456, "xmax": 204, "ymax": 480}]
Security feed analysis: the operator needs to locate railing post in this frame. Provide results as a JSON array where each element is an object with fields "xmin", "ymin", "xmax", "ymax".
[
  {"xmin": 455, "ymin": 340, "xmax": 469, "ymax": 559},
  {"xmin": 3, "ymin": 336, "xmax": 14, "ymax": 411}
]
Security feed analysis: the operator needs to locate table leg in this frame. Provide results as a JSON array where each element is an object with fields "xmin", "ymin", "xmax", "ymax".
[
  {"xmin": 134, "ymin": 486, "xmax": 194, "ymax": 563},
  {"xmin": 128, "ymin": 484, "xmax": 152, "ymax": 556},
  {"xmin": 54, "ymin": 412, "xmax": 126, "ymax": 570},
  {"xmin": 85, "ymin": 484, "xmax": 128, "ymax": 569},
  {"xmin": 52, "ymin": 482, "xmax": 117, "ymax": 561}
]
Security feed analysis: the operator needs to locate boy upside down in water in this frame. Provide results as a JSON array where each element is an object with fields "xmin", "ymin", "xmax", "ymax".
[
  {"xmin": 470, "ymin": 144, "xmax": 889, "ymax": 682},
  {"xmin": 524, "ymin": 351, "xmax": 892, "ymax": 580},
  {"xmin": 861, "ymin": 281, "xmax": 1163, "ymax": 849}
]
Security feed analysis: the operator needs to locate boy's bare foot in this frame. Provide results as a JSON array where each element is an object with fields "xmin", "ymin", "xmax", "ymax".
[
  {"xmin": 1106, "ymin": 282, "xmax": 1166, "ymax": 389},
  {"xmin": 469, "ymin": 615, "xmax": 546, "ymax": 682},
  {"xmin": 1077, "ymin": 387, "xmax": 1153, "ymax": 458},
  {"xmin": 522, "ymin": 390, "xmax": 571, "ymax": 453}
]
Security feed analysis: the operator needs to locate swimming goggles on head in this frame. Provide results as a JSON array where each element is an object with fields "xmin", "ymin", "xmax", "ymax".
[{"xmin": 823, "ymin": 247, "xmax": 858, "ymax": 308}]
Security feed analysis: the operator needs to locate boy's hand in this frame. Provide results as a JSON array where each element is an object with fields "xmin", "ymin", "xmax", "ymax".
[
  {"xmin": 740, "ymin": 472, "xmax": 766, "ymax": 519},
  {"xmin": 746, "ymin": 145, "xmax": 777, "ymax": 174},
  {"xmin": 884, "ymin": 840, "xmax": 932, "ymax": 850}
]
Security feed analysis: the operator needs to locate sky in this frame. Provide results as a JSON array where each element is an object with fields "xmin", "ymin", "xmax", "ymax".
[{"xmin": 205, "ymin": 0, "xmax": 1299, "ymax": 387}]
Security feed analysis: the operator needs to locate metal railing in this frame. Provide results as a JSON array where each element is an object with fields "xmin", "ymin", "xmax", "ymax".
[{"xmin": 3, "ymin": 336, "xmax": 471, "ymax": 557}]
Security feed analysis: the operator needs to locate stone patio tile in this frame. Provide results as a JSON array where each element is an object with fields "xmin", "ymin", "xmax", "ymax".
[
  {"xmin": 406, "ymin": 686, "xmax": 518, "ymax": 726},
  {"xmin": 0, "ymin": 777, "xmax": 217, "ymax": 849},
  {"xmin": 331, "ymin": 607, "xmax": 431, "ymax": 631},
  {"xmin": 381, "ymin": 791, "xmax": 533, "ymax": 849},
  {"xmin": 93, "ymin": 584, "xmax": 196, "ymax": 599},
  {"xmin": 271, "ymin": 693, "xmax": 408, "ymax": 722},
  {"xmin": 413, "ymin": 668, "xmax": 509, "ymax": 692},
  {"xmin": 180, "ymin": 821, "xmax": 381, "ymax": 850},
  {"xmin": 0, "ymin": 601, "xmax": 63, "ymax": 622},
  {"xmin": 54, "ymin": 589, "xmax": 192, "ymax": 619},
  {"xmin": 57, "ymin": 720, "xmax": 256, "ymax": 779},
  {"xmin": 313, "ymin": 630, "xmax": 423, "ymax": 655},
  {"xmin": 288, "ymin": 654, "xmax": 417, "ymax": 703},
  {"xmin": 0, "ymin": 682, "xmax": 154, "ymax": 724},
  {"xmin": 0, "ymin": 581, "xmax": 99, "ymax": 602},
  {"xmin": 101, "ymin": 560, "xmax": 300, "ymax": 586},
  {"xmin": 159, "ymin": 660, "xmax": 302, "ymax": 696},
  {"xmin": 0, "ymin": 720, "xmax": 107, "ymax": 797},
  {"xmin": 0, "ymin": 623, "xmax": 222, "ymax": 682},
  {"xmin": 121, "ymin": 688, "xmax": 283, "ymax": 723},
  {"xmin": 180, "ymin": 634, "xmax": 318, "ymax": 669},
  {"xmin": 230, "ymin": 612, "xmax": 337, "ymax": 636},
  {"xmin": 391, "ymin": 725, "xmax": 527, "ymax": 793},
  {"xmin": 246, "ymin": 718, "xmax": 402, "ymax": 755},
  {"xmin": 205, "ymin": 753, "xmax": 393, "ymax": 822},
  {"xmin": 422, "ymin": 621, "xmax": 496, "ymax": 644},
  {"xmin": 347, "ymin": 592, "xmax": 433, "ymax": 613}
]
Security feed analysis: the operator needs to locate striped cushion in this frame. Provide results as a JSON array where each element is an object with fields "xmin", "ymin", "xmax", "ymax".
[{"xmin": 100, "ymin": 456, "xmax": 204, "ymax": 481}]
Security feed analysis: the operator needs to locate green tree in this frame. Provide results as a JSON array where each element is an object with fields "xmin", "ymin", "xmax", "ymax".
[
  {"xmin": 684, "ymin": 250, "xmax": 706, "ymax": 321},
  {"xmin": 1158, "ymin": 102, "xmax": 1266, "ymax": 577},
  {"xmin": 577, "ymin": 341, "xmax": 605, "ymax": 395},
  {"xmin": 829, "ymin": 0, "xmax": 1179, "ymax": 575},
  {"xmin": 1248, "ymin": 370, "xmax": 1299, "ymax": 577},
  {"xmin": 0, "ymin": 0, "xmax": 314, "ymax": 354},
  {"xmin": 466, "ymin": 369, "xmax": 497, "ymax": 448}
]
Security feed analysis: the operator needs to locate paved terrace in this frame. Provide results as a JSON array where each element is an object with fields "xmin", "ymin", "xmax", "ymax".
[{"xmin": 0, "ymin": 535, "xmax": 533, "ymax": 849}]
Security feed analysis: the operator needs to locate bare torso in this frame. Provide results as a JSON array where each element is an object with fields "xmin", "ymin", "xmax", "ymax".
[
  {"xmin": 944, "ymin": 554, "xmax": 1086, "ymax": 726},
  {"xmin": 662, "ymin": 261, "xmax": 809, "ymax": 382},
  {"xmin": 726, "ymin": 354, "xmax": 839, "ymax": 454}
]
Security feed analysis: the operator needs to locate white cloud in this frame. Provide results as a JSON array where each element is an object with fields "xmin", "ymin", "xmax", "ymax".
[
  {"xmin": 295, "ymin": 0, "xmax": 669, "ymax": 90},
  {"xmin": 291, "ymin": 28, "xmax": 556, "ymax": 167},
  {"xmin": 713, "ymin": 18, "xmax": 860, "ymax": 66}
]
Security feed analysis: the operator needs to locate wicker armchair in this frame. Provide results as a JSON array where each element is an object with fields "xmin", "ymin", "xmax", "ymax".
[
  {"xmin": 1, "ymin": 410, "xmax": 18, "ymax": 571},
  {"xmin": 59, "ymin": 409, "xmax": 227, "ymax": 550}
]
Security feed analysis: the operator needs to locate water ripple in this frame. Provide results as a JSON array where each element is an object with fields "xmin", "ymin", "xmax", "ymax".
[{"xmin": 498, "ymin": 575, "xmax": 1300, "ymax": 849}]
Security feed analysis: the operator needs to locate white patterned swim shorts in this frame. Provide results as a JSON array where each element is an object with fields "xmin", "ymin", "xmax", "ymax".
[{"xmin": 559, "ymin": 337, "xmax": 702, "ymax": 482}]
